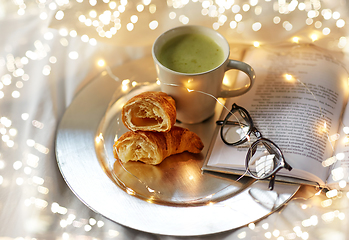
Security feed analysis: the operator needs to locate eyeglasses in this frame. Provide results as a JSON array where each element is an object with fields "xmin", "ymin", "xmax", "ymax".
[{"xmin": 216, "ymin": 103, "xmax": 292, "ymax": 190}]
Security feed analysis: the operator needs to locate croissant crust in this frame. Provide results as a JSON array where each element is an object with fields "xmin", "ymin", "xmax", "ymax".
[
  {"xmin": 122, "ymin": 91, "xmax": 176, "ymax": 132},
  {"xmin": 113, "ymin": 126, "xmax": 204, "ymax": 165}
]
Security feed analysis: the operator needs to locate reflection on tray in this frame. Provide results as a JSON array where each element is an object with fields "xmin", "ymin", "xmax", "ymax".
[{"xmin": 95, "ymin": 81, "xmax": 254, "ymax": 206}]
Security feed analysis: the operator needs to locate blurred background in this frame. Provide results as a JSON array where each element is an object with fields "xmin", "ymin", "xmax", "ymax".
[{"xmin": 1, "ymin": 0, "xmax": 349, "ymax": 239}]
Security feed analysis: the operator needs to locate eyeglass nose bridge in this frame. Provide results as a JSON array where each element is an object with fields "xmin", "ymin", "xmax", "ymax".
[{"xmin": 251, "ymin": 126, "xmax": 263, "ymax": 139}]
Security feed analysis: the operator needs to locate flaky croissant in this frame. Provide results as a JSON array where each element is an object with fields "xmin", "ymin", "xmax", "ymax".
[
  {"xmin": 122, "ymin": 91, "xmax": 176, "ymax": 132},
  {"xmin": 113, "ymin": 126, "xmax": 204, "ymax": 165}
]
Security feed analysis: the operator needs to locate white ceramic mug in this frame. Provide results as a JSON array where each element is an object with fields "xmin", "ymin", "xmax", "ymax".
[{"xmin": 152, "ymin": 25, "xmax": 255, "ymax": 124}]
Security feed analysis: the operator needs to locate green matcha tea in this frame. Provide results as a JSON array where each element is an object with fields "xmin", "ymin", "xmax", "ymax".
[{"xmin": 158, "ymin": 33, "xmax": 225, "ymax": 74}]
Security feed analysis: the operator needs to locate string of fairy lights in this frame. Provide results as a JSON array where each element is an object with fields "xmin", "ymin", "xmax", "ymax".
[{"xmin": 1, "ymin": 0, "xmax": 349, "ymax": 239}]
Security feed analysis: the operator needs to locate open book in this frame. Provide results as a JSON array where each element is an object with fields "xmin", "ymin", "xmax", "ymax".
[{"xmin": 202, "ymin": 44, "xmax": 349, "ymax": 190}]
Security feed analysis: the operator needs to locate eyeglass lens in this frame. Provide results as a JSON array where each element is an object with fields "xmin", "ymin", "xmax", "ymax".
[
  {"xmin": 221, "ymin": 109, "xmax": 251, "ymax": 144},
  {"xmin": 246, "ymin": 139, "xmax": 282, "ymax": 179}
]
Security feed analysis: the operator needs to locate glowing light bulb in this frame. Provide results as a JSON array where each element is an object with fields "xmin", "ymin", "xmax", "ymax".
[
  {"xmin": 326, "ymin": 189, "xmax": 338, "ymax": 198},
  {"xmin": 248, "ymin": 223, "xmax": 255, "ymax": 230},
  {"xmin": 122, "ymin": 79, "xmax": 130, "ymax": 85},
  {"xmin": 311, "ymin": 34, "xmax": 318, "ymax": 42},
  {"xmin": 253, "ymin": 41, "xmax": 260, "ymax": 47},
  {"xmin": 322, "ymin": 156, "xmax": 337, "ymax": 167},
  {"xmin": 292, "ymin": 37, "xmax": 299, "ymax": 43},
  {"xmin": 343, "ymin": 126, "xmax": 349, "ymax": 134},
  {"xmin": 339, "ymin": 180, "xmax": 347, "ymax": 188},
  {"xmin": 89, "ymin": 10, "xmax": 97, "ymax": 18},
  {"xmin": 122, "ymin": 85, "xmax": 128, "ymax": 91},
  {"xmin": 336, "ymin": 152, "xmax": 345, "ymax": 160},
  {"xmin": 285, "ymin": 74, "xmax": 293, "ymax": 81},
  {"xmin": 97, "ymin": 59, "xmax": 106, "ymax": 67},
  {"xmin": 301, "ymin": 204, "xmax": 308, "ymax": 209},
  {"xmin": 344, "ymin": 136, "xmax": 349, "ymax": 144},
  {"xmin": 322, "ymin": 121, "xmax": 327, "ymax": 132},
  {"xmin": 329, "ymin": 133, "xmax": 340, "ymax": 142}
]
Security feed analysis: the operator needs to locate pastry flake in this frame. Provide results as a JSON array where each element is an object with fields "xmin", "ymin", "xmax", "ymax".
[
  {"xmin": 113, "ymin": 126, "xmax": 204, "ymax": 165},
  {"xmin": 122, "ymin": 91, "xmax": 176, "ymax": 132}
]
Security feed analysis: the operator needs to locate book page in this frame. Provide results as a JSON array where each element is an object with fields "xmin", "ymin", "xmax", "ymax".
[
  {"xmin": 327, "ymin": 103, "xmax": 349, "ymax": 188},
  {"xmin": 205, "ymin": 44, "xmax": 349, "ymax": 186}
]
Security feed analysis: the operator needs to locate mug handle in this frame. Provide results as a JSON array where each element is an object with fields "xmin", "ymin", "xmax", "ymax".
[{"xmin": 218, "ymin": 60, "xmax": 256, "ymax": 98}]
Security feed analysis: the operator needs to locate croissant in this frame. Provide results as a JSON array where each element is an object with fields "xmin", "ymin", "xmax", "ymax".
[
  {"xmin": 113, "ymin": 126, "xmax": 204, "ymax": 165},
  {"xmin": 122, "ymin": 91, "xmax": 176, "ymax": 132}
]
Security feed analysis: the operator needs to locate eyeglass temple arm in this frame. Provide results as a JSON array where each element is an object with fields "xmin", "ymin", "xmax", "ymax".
[
  {"xmin": 283, "ymin": 161, "xmax": 293, "ymax": 171},
  {"xmin": 216, "ymin": 120, "xmax": 249, "ymax": 127},
  {"xmin": 269, "ymin": 174, "xmax": 276, "ymax": 190}
]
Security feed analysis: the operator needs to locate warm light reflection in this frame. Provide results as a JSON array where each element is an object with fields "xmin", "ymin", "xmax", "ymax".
[
  {"xmin": 322, "ymin": 211, "xmax": 336, "ymax": 222},
  {"xmin": 336, "ymin": 152, "xmax": 345, "ymax": 160},
  {"xmin": 343, "ymin": 126, "xmax": 349, "ymax": 134},
  {"xmin": 126, "ymin": 187, "xmax": 136, "ymax": 195},
  {"xmin": 97, "ymin": 220, "xmax": 105, "ymax": 227},
  {"xmin": 248, "ymin": 222, "xmax": 255, "ymax": 230},
  {"xmin": 331, "ymin": 167, "xmax": 344, "ymax": 181},
  {"xmin": 284, "ymin": 74, "xmax": 294, "ymax": 81},
  {"xmin": 264, "ymin": 232, "xmax": 272, "ymax": 239},
  {"xmin": 302, "ymin": 215, "xmax": 318, "ymax": 227},
  {"xmin": 321, "ymin": 199, "xmax": 332, "ymax": 207},
  {"xmin": 38, "ymin": 186, "xmax": 49, "ymax": 194},
  {"xmin": 322, "ymin": 121, "xmax": 327, "ymax": 133},
  {"xmin": 122, "ymin": 79, "xmax": 130, "ymax": 91},
  {"xmin": 237, "ymin": 231, "xmax": 246, "ymax": 239},
  {"xmin": 51, "ymin": 202, "xmax": 68, "ymax": 214},
  {"xmin": 34, "ymin": 143, "xmax": 49, "ymax": 154},
  {"xmin": 315, "ymin": 189, "xmax": 322, "ymax": 196},
  {"xmin": 122, "ymin": 79, "xmax": 130, "ymax": 85},
  {"xmin": 98, "ymin": 59, "xmax": 106, "ymax": 67},
  {"xmin": 3, "ymin": 2, "xmax": 349, "ymax": 239},
  {"xmin": 329, "ymin": 133, "xmax": 340, "ymax": 142},
  {"xmin": 326, "ymin": 189, "xmax": 338, "ymax": 198},
  {"xmin": 322, "ymin": 156, "xmax": 337, "ymax": 167},
  {"xmin": 310, "ymin": 34, "xmax": 318, "ymax": 42},
  {"xmin": 339, "ymin": 180, "xmax": 347, "ymax": 188},
  {"xmin": 222, "ymin": 75, "xmax": 230, "ymax": 86},
  {"xmin": 262, "ymin": 223, "xmax": 269, "ymax": 230},
  {"xmin": 95, "ymin": 133, "xmax": 103, "ymax": 144},
  {"xmin": 146, "ymin": 197, "xmax": 155, "ymax": 204},
  {"xmin": 292, "ymin": 37, "xmax": 300, "ymax": 43}
]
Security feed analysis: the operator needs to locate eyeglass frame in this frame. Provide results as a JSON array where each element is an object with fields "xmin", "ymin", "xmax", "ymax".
[{"xmin": 216, "ymin": 103, "xmax": 293, "ymax": 190}]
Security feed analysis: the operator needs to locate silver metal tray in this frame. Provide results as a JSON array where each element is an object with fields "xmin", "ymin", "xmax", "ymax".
[{"xmin": 55, "ymin": 56, "xmax": 300, "ymax": 236}]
